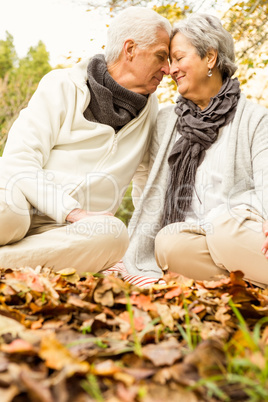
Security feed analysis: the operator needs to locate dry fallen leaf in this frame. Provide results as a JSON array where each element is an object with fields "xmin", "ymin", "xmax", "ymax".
[
  {"xmin": 56, "ymin": 267, "xmax": 77, "ymax": 276},
  {"xmin": 164, "ymin": 286, "xmax": 183, "ymax": 299},
  {"xmin": 39, "ymin": 334, "xmax": 90, "ymax": 375},
  {"xmin": 155, "ymin": 302, "xmax": 174, "ymax": 330},
  {"xmin": 1, "ymin": 339, "xmax": 36, "ymax": 354},
  {"xmin": 0, "ymin": 266, "xmax": 267, "ymax": 401},
  {"xmin": 142, "ymin": 338, "xmax": 182, "ymax": 366}
]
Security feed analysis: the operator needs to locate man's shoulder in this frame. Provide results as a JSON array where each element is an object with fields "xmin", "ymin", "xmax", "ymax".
[
  {"xmin": 39, "ymin": 58, "xmax": 90, "ymax": 88},
  {"xmin": 37, "ymin": 68, "xmax": 72, "ymax": 94}
]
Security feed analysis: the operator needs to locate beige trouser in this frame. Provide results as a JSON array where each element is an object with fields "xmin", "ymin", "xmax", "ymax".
[
  {"xmin": 155, "ymin": 209, "xmax": 268, "ymax": 287},
  {"xmin": 0, "ymin": 183, "xmax": 129, "ymax": 274}
]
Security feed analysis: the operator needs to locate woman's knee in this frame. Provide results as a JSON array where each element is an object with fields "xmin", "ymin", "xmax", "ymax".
[
  {"xmin": 155, "ymin": 226, "xmax": 175, "ymax": 258},
  {"xmin": 155, "ymin": 223, "xmax": 225, "ymax": 280},
  {"xmin": 206, "ymin": 210, "xmax": 251, "ymax": 264},
  {"xmin": 206, "ymin": 210, "xmax": 268, "ymax": 283},
  {"xmin": 155, "ymin": 225, "xmax": 193, "ymax": 270}
]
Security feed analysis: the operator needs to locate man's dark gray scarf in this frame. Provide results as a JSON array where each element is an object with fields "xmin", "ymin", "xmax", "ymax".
[
  {"xmin": 84, "ymin": 54, "xmax": 147, "ymax": 131},
  {"xmin": 161, "ymin": 78, "xmax": 241, "ymax": 227}
]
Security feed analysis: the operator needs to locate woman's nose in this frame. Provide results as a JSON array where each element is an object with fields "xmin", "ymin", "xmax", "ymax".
[{"xmin": 169, "ymin": 61, "xmax": 178, "ymax": 76}]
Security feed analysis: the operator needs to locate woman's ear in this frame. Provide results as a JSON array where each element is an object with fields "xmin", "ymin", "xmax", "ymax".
[
  {"xmin": 123, "ymin": 39, "xmax": 136, "ymax": 61},
  {"xmin": 207, "ymin": 48, "xmax": 218, "ymax": 69}
]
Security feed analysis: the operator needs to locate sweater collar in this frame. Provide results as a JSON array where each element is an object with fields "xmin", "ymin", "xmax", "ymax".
[{"xmin": 85, "ymin": 54, "xmax": 148, "ymax": 131}]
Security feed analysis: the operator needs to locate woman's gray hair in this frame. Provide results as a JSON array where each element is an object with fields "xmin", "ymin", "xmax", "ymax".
[
  {"xmin": 105, "ymin": 7, "xmax": 171, "ymax": 65},
  {"xmin": 172, "ymin": 13, "xmax": 237, "ymax": 79}
]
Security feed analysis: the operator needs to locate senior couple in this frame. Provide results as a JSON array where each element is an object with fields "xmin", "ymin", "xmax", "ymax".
[{"xmin": 1, "ymin": 7, "xmax": 268, "ymax": 287}]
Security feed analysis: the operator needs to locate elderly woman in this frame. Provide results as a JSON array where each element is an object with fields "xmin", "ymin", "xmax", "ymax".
[{"xmin": 124, "ymin": 13, "xmax": 268, "ymax": 287}]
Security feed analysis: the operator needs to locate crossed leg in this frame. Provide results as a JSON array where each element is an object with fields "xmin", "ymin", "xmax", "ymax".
[
  {"xmin": 0, "ymin": 182, "xmax": 129, "ymax": 274},
  {"xmin": 155, "ymin": 209, "xmax": 268, "ymax": 287}
]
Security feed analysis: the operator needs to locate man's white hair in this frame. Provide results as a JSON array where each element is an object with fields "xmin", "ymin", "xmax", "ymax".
[{"xmin": 105, "ymin": 7, "xmax": 171, "ymax": 65}]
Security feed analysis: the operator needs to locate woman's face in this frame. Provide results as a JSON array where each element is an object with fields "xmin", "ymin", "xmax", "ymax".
[{"xmin": 170, "ymin": 32, "xmax": 211, "ymax": 106}]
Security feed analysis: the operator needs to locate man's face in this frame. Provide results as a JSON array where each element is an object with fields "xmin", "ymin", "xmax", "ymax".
[{"xmin": 127, "ymin": 29, "xmax": 170, "ymax": 95}]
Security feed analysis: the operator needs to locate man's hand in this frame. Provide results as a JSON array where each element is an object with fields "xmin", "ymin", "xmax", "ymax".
[
  {"xmin": 66, "ymin": 208, "xmax": 113, "ymax": 223},
  {"xmin": 262, "ymin": 220, "xmax": 268, "ymax": 258}
]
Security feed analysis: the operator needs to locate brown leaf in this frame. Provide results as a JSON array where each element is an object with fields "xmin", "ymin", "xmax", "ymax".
[
  {"xmin": 0, "ymin": 315, "xmax": 42, "ymax": 344},
  {"xmin": 116, "ymin": 382, "xmax": 138, "ymax": 402},
  {"xmin": 144, "ymin": 382, "xmax": 199, "ymax": 402},
  {"xmin": 31, "ymin": 318, "xmax": 44, "ymax": 330},
  {"xmin": 67, "ymin": 295, "xmax": 95, "ymax": 309},
  {"xmin": 0, "ymin": 384, "xmax": 19, "ymax": 402},
  {"xmin": 201, "ymin": 277, "xmax": 231, "ymax": 289},
  {"xmin": 123, "ymin": 367, "xmax": 155, "ymax": 380},
  {"xmin": 169, "ymin": 305, "xmax": 183, "ymax": 320},
  {"xmin": 164, "ymin": 273, "xmax": 194, "ymax": 288},
  {"xmin": 1, "ymin": 339, "xmax": 36, "ymax": 355},
  {"xmin": 92, "ymin": 359, "xmax": 120, "ymax": 376},
  {"xmin": 130, "ymin": 294, "xmax": 156, "ymax": 311},
  {"xmin": 0, "ymin": 283, "xmax": 16, "ymax": 296},
  {"xmin": 200, "ymin": 321, "xmax": 231, "ymax": 342},
  {"xmin": 229, "ymin": 270, "xmax": 247, "ymax": 287},
  {"xmin": 155, "ymin": 303, "xmax": 174, "ymax": 330},
  {"xmin": 93, "ymin": 276, "xmax": 127, "ymax": 307},
  {"xmin": 153, "ymin": 362, "xmax": 199, "ymax": 386},
  {"xmin": 0, "ymin": 315, "xmax": 25, "ymax": 336},
  {"xmin": 94, "ymin": 283, "xmax": 115, "ymax": 306},
  {"xmin": 184, "ymin": 339, "xmax": 226, "ymax": 377},
  {"xmin": 142, "ymin": 338, "xmax": 182, "ymax": 366},
  {"xmin": 114, "ymin": 372, "xmax": 136, "ymax": 386},
  {"xmin": 5, "ymin": 270, "xmax": 45, "ymax": 293},
  {"xmin": 191, "ymin": 304, "xmax": 206, "ymax": 315},
  {"xmin": 215, "ymin": 306, "xmax": 232, "ymax": 325},
  {"xmin": 118, "ymin": 311, "xmax": 145, "ymax": 334},
  {"xmin": 164, "ymin": 286, "xmax": 183, "ymax": 299},
  {"xmin": 39, "ymin": 334, "xmax": 90, "ymax": 374},
  {"xmin": 20, "ymin": 367, "xmax": 53, "ymax": 402},
  {"xmin": 42, "ymin": 319, "xmax": 65, "ymax": 330}
]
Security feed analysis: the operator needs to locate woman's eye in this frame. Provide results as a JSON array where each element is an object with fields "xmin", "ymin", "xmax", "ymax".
[{"xmin": 171, "ymin": 56, "xmax": 182, "ymax": 63}]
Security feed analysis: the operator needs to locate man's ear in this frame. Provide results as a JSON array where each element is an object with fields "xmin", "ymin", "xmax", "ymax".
[
  {"xmin": 207, "ymin": 48, "xmax": 218, "ymax": 69},
  {"xmin": 123, "ymin": 39, "xmax": 136, "ymax": 61}
]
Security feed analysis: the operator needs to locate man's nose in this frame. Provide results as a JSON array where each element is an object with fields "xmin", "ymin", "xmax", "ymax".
[{"xmin": 161, "ymin": 60, "xmax": 170, "ymax": 75}]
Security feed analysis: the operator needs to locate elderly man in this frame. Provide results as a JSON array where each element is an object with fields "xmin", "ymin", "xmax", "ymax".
[{"xmin": 0, "ymin": 7, "xmax": 171, "ymax": 273}]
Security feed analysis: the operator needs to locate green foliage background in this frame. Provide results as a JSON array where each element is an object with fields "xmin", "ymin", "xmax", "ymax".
[{"xmin": 0, "ymin": 33, "xmax": 51, "ymax": 155}]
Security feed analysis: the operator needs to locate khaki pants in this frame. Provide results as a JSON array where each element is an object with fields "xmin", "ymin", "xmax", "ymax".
[
  {"xmin": 155, "ymin": 209, "xmax": 268, "ymax": 287},
  {"xmin": 0, "ymin": 183, "xmax": 129, "ymax": 274}
]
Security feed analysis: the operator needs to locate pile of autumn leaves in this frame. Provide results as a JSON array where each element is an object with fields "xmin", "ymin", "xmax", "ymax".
[{"xmin": 0, "ymin": 266, "xmax": 267, "ymax": 402}]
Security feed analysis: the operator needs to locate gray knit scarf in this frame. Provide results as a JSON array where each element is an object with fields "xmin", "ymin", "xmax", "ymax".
[
  {"xmin": 161, "ymin": 77, "xmax": 241, "ymax": 227},
  {"xmin": 85, "ymin": 54, "xmax": 147, "ymax": 131}
]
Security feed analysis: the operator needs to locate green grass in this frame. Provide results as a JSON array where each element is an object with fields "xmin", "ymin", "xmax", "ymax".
[{"xmin": 189, "ymin": 299, "xmax": 268, "ymax": 401}]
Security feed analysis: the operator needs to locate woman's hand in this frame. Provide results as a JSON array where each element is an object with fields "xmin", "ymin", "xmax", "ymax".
[
  {"xmin": 66, "ymin": 208, "xmax": 113, "ymax": 223},
  {"xmin": 262, "ymin": 220, "xmax": 268, "ymax": 258}
]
